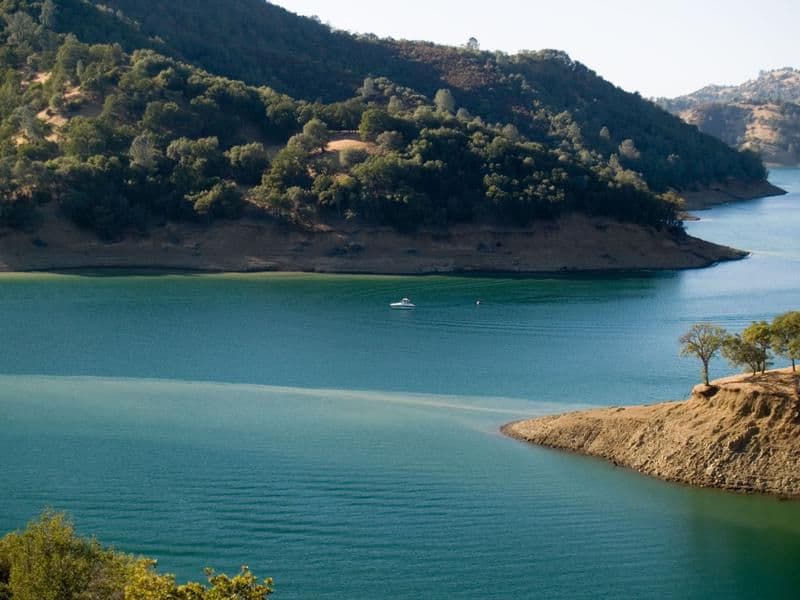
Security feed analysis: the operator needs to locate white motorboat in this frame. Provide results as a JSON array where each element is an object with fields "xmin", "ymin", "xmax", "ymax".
[{"xmin": 390, "ymin": 298, "xmax": 416, "ymax": 309}]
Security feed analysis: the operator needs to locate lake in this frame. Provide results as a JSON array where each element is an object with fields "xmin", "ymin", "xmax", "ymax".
[{"xmin": 1, "ymin": 169, "xmax": 799, "ymax": 599}]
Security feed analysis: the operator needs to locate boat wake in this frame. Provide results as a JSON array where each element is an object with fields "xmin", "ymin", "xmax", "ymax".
[{"xmin": 0, "ymin": 374, "xmax": 569, "ymax": 418}]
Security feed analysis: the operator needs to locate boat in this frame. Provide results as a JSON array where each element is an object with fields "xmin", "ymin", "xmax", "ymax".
[{"xmin": 390, "ymin": 298, "xmax": 416, "ymax": 309}]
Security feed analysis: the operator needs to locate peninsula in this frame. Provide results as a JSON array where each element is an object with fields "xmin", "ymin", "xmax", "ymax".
[{"xmin": 503, "ymin": 369, "xmax": 800, "ymax": 497}]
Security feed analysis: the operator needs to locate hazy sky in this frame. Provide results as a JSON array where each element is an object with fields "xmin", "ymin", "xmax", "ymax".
[{"xmin": 271, "ymin": 0, "xmax": 799, "ymax": 98}]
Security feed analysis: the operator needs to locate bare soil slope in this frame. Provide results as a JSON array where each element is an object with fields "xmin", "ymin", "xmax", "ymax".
[
  {"xmin": 680, "ymin": 179, "xmax": 786, "ymax": 210},
  {"xmin": 504, "ymin": 370, "xmax": 800, "ymax": 497},
  {"xmin": 0, "ymin": 205, "xmax": 745, "ymax": 274}
]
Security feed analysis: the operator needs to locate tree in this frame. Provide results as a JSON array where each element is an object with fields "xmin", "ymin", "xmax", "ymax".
[
  {"xmin": 4, "ymin": 12, "xmax": 38, "ymax": 49},
  {"xmin": 166, "ymin": 137, "xmax": 225, "ymax": 189},
  {"xmin": 434, "ymin": 88, "xmax": 456, "ymax": 114},
  {"xmin": 0, "ymin": 512, "xmax": 274, "ymax": 600},
  {"xmin": 358, "ymin": 108, "xmax": 395, "ymax": 142},
  {"xmin": 360, "ymin": 77, "xmax": 377, "ymax": 99},
  {"xmin": 129, "ymin": 133, "xmax": 160, "ymax": 171},
  {"xmin": 771, "ymin": 311, "xmax": 800, "ymax": 372},
  {"xmin": 262, "ymin": 146, "xmax": 312, "ymax": 191},
  {"xmin": 286, "ymin": 133, "xmax": 314, "ymax": 153},
  {"xmin": 126, "ymin": 563, "xmax": 273, "ymax": 599},
  {"xmin": 742, "ymin": 320, "xmax": 772, "ymax": 374},
  {"xmin": 141, "ymin": 101, "xmax": 199, "ymax": 138},
  {"xmin": 0, "ymin": 511, "xmax": 131, "ymax": 600},
  {"xmin": 339, "ymin": 147, "xmax": 369, "ymax": 168},
  {"xmin": 465, "ymin": 37, "xmax": 480, "ymax": 51},
  {"xmin": 11, "ymin": 106, "xmax": 45, "ymax": 144},
  {"xmin": 301, "ymin": 118, "xmax": 331, "ymax": 153},
  {"xmin": 187, "ymin": 180, "xmax": 243, "ymax": 218},
  {"xmin": 501, "ymin": 124, "xmax": 521, "ymax": 142},
  {"xmin": 313, "ymin": 173, "xmax": 357, "ymax": 217},
  {"xmin": 61, "ymin": 117, "xmax": 113, "ymax": 158},
  {"xmin": 40, "ymin": 0, "xmax": 57, "ymax": 28},
  {"xmin": 349, "ymin": 153, "xmax": 428, "ymax": 227},
  {"xmin": 387, "ymin": 96, "xmax": 404, "ymax": 115},
  {"xmin": 264, "ymin": 99, "xmax": 299, "ymax": 138},
  {"xmin": 376, "ymin": 131, "xmax": 404, "ymax": 151},
  {"xmin": 619, "ymin": 139, "xmax": 641, "ymax": 161},
  {"xmin": 680, "ymin": 323, "xmax": 727, "ymax": 385},
  {"xmin": 227, "ymin": 143, "xmax": 270, "ymax": 184},
  {"xmin": 0, "ymin": 159, "xmax": 42, "ymax": 230},
  {"xmin": 722, "ymin": 334, "xmax": 765, "ymax": 376}
]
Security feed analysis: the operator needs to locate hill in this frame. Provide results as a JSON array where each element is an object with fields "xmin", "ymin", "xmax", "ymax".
[
  {"xmin": 659, "ymin": 69, "xmax": 800, "ymax": 166},
  {"xmin": 70, "ymin": 0, "xmax": 770, "ymax": 193},
  {"xmin": 660, "ymin": 68, "xmax": 800, "ymax": 111},
  {"xmin": 0, "ymin": 0, "xmax": 779, "ymax": 271},
  {"xmin": 504, "ymin": 369, "xmax": 800, "ymax": 497}
]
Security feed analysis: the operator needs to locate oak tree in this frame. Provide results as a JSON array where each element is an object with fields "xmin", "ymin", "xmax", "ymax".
[{"xmin": 680, "ymin": 323, "xmax": 727, "ymax": 385}]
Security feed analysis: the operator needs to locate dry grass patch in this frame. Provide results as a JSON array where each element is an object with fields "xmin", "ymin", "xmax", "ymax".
[
  {"xmin": 747, "ymin": 104, "xmax": 781, "ymax": 144},
  {"xmin": 325, "ymin": 133, "xmax": 378, "ymax": 155},
  {"xmin": 32, "ymin": 71, "xmax": 52, "ymax": 85}
]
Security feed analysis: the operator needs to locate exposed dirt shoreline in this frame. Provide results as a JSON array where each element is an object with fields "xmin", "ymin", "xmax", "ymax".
[
  {"xmin": 503, "ymin": 369, "xmax": 800, "ymax": 497},
  {"xmin": 680, "ymin": 179, "xmax": 786, "ymax": 210},
  {"xmin": 0, "ymin": 205, "xmax": 747, "ymax": 275}
]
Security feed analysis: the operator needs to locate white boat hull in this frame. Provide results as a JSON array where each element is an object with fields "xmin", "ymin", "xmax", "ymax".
[{"xmin": 390, "ymin": 298, "xmax": 416, "ymax": 309}]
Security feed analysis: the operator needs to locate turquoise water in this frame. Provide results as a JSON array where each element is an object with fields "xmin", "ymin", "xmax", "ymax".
[{"xmin": 1, "ymin": 169, "xmax": 799, "ymax": 598}]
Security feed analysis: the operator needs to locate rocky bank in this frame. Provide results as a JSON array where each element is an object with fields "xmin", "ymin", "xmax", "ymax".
[{"xmin": 503, "ymin": 369, "xmax": 800, "ymax": 497}]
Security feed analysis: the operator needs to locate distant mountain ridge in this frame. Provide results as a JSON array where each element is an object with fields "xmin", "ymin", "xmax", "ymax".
[
  {"xmin": 659, "ymin": 68, "xmax": 800, "ymax": 112},
  {"xmin": 659, "ymin": 69, "xmax": 800, "ymax": 165}
]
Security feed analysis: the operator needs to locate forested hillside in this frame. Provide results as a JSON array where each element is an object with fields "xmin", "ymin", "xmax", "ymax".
[
  {"xmin": 76, "ymin": 0, "xmax": 767, "ymax": 191},
  {"xmin": 0, "ymin": 0, "xmax": 769, "ymax": 241}
]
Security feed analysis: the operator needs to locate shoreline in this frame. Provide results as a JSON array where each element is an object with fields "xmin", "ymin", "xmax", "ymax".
[
  {"xmin": 10, "ymin": 260, "xmax": 746, "ymax": 279},
  {"xmin": 680, "ymin": 179, "xmax": 786, "ymax": 210},
  {"xmin": 503, "ymin": 369, "xmax": 800, "ymax": 498},
  {"xmin": 0, "ymin": 211, "xmax": 746, "ymax": 275}
]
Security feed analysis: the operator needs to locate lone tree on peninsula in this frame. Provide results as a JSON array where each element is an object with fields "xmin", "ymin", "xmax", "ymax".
[{"xmin": 680, "ymin": 322, "xmax": 727, "ymax": 385}]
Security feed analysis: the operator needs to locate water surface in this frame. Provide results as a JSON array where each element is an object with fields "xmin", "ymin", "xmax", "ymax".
[{"xmin": 1, "ymin": 169, "xmax": 798, "ymax": 598}]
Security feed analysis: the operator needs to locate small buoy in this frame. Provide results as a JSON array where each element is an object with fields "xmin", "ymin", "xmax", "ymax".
[{"xmin": 476, "ymin": 299, "xmax": 482, "ymax": 305}]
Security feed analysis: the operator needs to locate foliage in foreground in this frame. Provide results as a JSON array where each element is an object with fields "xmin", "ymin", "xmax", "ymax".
[
  {"xmin": 680, "ymin": 311, "xmax": 800, "ymax": 384},
  {"xmin": 0, "ymin": 511, "xmax": 273, "ymax": 600}
]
